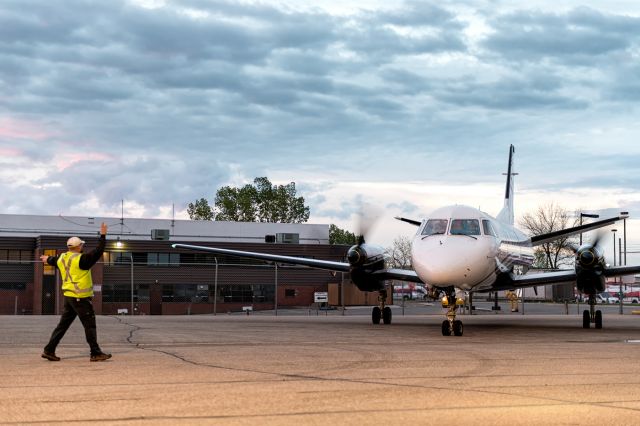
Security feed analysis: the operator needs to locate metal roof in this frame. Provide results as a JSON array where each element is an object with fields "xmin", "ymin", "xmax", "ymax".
[{"xmin": 0, "ymin": 214, "xmax": 329, "ymax": 244}]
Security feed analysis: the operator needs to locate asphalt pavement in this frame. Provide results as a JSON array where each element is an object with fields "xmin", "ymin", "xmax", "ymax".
[{"xmin": 1, "ymin": 310, "xmax": 639, "ymax": 425}]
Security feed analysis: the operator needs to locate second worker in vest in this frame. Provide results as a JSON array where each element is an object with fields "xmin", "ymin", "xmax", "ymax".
[{"xmin": 40, "ymin": 222, "xmax": 112, "ymax": 362}]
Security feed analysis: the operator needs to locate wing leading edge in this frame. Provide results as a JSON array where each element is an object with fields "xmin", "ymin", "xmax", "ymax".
[
  {"xmin": 531, "ymin": 214, "xmax": 627, "ymax": 246},
  {"xmin": 172, "ymin": 243, "xmax": 424, "ymax": 284}
]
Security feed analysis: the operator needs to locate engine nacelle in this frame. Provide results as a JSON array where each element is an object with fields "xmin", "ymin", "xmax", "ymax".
[
  {"xmin": 346, "ymin": 243, "xmax": 387, "ymax": 292},
  {"xmin": 574, "ymin": 244, "xmax": 606, "ymax": 295}
]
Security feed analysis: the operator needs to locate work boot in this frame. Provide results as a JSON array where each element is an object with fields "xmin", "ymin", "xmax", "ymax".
[
  {"xmin": 90, "ymin": 352, "xmax": 112, "ymax": 362},
  {"xmin": 41, "ymin": 352, "xmax": 61, "ymax": 361}
]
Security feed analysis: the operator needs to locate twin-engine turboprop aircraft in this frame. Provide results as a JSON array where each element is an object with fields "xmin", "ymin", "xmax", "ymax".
[{"xmin": 173, "ymin": 145, "xmax": 639, "ymax": 336}]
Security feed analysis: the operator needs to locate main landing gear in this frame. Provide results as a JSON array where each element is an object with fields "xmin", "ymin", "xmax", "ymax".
[
  {"xmin": 441, "ymin": 289, "xmax": 465, "ymax": 336},
  {"xmin": 372, "ymin": 290, "xmax": 392, "ymax": 325},
  {"xmin": 583, "ymin": 294, "xmax": 603, "ymax": 329}
]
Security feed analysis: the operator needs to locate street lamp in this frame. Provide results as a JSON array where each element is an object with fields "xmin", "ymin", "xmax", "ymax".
[
  {"xmin": 621, "ymin": 211, "xmax": 629, "ymax": 266},
  {"xmin": 611, "ymin": 229, "xmax": 617, "ymax": 267},
  {"xmin": 579, "ymin": 213, "xmax": 600, "ymax": 246}
]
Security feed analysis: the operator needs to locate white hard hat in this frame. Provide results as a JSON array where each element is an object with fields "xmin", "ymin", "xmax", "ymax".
[{"xmin": 67, "ymin": 237, "xmax": 85, "ymax": 247}]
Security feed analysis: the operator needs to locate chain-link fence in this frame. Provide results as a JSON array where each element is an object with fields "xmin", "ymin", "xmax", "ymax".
[{"xmin": 0, "ymin": 258, "xmax": 337, "ymax": 315}]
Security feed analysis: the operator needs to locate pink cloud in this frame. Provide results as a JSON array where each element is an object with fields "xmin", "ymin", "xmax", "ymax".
[
  {"xmin": 0, "ymin": 147, "xmax": 24, "ymax": 157},
  {"xmin": 0, "ymin": 117, "xmax": 59, "ymax": 141},
  {"xmin": 55, "ymin": 152, "xmax": 115, "ymax": 171}
]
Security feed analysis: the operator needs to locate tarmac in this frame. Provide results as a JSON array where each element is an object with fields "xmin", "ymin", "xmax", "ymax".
[{"xmin": 1, "ymin": 311, "xmax": 640, "ymax": 425}]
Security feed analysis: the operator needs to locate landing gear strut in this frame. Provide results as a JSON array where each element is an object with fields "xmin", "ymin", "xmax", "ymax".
[
  {"xmin": 372, "ymin": 289, "xmax": 392, "ymax": 325},
  {"xmin": 441, "ymin": 288, "xmax": 464, "ymax": 336},
  {"xmin": 583, "ymin": 294, "xmax": 602, "ymax": 329}
]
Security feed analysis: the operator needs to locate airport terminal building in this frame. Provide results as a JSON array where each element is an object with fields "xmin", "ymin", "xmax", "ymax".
[{"xmin": 0, "ymin": 214, "xmax": 354, "ymax": 315}]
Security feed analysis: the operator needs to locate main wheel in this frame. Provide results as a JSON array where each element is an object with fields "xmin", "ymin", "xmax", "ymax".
[
  {"xmin": 441, "ymin": 320, "xmax": 451, "ymax": 336},
  {"xmin": 453, "ymin": 320, "xmax": 464, "ymax": 336},
  {"xmin": 582, "ymin": 310, "xmax": 590, "ymax": 329},
  {"xmin": 595, "ymin": 310, "xmax": 602, "ymax": 329},
  {"xmin": 372, "ymin": 307, "xmax": 381, "ymax": 324},
  {"xmin": 382, "ymin": 306, "xmax": 392, "ymax": 324}
]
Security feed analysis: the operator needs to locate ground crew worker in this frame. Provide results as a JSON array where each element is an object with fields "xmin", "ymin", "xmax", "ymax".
[
  {"xmin": 40, "ymin": 223, "xmax": 112, "ymax": 362},
  {"xmin": 505, "ymin": 290, "xmax": 519, "ymax": 312}
]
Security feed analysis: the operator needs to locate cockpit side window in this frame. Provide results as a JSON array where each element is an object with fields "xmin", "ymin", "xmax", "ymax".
[
  {"xmin": 482, "ymin": 220, "xmax": 496, "ymax": 237},
  {"xmin": 450, "ymin": 219, "xmax": 480, "ymax": 236},
  {"xmin": 421, "ymin": 219, "xmax": 448, "ymax": 236}
]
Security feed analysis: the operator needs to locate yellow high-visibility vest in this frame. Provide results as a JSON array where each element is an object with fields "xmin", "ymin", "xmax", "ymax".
[{"xmin": 57, "ymin": 252, "xmax": 94, "ymax": 298}]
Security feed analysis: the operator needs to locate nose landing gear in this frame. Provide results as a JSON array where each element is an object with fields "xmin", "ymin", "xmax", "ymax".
[
  {"xmin": 372, "ymin": 289, "xmax": 392, "ymax": 325},
  {"xmin": 582, "ymin": 294, "xmax": 602, "ymax": 329},
  {"xmin": 441, "ymin": 290, "xmax": 464, "ymax": 336}
]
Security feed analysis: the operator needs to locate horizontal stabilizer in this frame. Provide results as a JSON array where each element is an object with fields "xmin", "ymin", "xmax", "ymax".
[{"xmin": 394, "ymin": 216, "xmax": 421, "ymax": 226}]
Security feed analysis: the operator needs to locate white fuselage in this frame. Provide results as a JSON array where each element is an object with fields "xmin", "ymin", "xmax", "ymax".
[{"xmin": 411, "ymin": 205, "xmax": 534, "ymax": 292}]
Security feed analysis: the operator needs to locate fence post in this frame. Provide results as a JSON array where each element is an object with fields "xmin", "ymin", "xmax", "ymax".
[
  {"xmin": 130, "ymin": 254, "xmax": 134, "ymax": 316},
  {"xmin": 274, "ymin": 263, "xmax": 278, "ymax": 316},
  {"xmin": 213, "ymin": 257, "xmax": 218, "ymax": 316}
]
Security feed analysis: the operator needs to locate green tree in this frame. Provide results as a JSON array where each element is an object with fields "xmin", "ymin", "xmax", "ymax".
[
  {"xmin": 187, "ymin": 198, "xmax": 214, "ymax": 220},
  {"xmin": 214, "ymin": 184, "xmax": 258, "ymax": 221},
  {"xmin": 329, "ymin": 224, "xmax": 358, "ymax": 245},
  {"xmin": 213, "ymin": 177, "xmax": 310, "ymax": 223}
]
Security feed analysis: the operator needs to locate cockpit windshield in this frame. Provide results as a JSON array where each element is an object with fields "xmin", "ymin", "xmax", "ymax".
[
  {"xmin": 421, "ymin": 219, "xmax": 448, "ymax": 236},
  {"xmin": 450, "ymin": 219, "xmax": 481, "ymax": 236}
]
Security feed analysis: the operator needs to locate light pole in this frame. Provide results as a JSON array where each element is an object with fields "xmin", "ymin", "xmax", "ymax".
[
  {"xmin": 579, "ymin": 213, "xmax": 600, "ymax": 246},
  {"xmin": 611, "ymin": 229, "xmax": 617, "ymax": 267},
  {"xmin": 621, "ymin": 211, "xmax": 628, "ymax": 265}
]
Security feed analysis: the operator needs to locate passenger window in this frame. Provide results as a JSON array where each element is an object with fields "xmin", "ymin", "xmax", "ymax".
[
  {"xmin": 450, "ymin": 219, "xmax": 480, "ymax": 236},
  {"xmin": 422, "ymin": 219, "xmax": 448, "ymax": 235},
  {"xmin": 482, "ymin": 220, "xmax": 496, "ymax": 237}
]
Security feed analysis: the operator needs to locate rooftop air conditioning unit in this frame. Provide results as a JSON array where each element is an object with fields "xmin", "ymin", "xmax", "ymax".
[{"xmin": 151, "ymin": 229, "xmax": 170, "ymax": 240}]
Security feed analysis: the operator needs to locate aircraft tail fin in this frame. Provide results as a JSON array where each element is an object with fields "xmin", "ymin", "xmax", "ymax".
[{"xmin": 496, "ymin": 145, "xmax": 516, "ymax": 225}]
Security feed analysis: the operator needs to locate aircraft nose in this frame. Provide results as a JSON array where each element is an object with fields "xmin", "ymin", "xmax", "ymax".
[{"xmin": 412, "ymin": 236, "xmax": 491, "ymax": 287}]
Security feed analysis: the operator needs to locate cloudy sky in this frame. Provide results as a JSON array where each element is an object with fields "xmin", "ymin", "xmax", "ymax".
[{"xmin": 1, "ymin": 0, "xmax": 640, "ymax": 260}]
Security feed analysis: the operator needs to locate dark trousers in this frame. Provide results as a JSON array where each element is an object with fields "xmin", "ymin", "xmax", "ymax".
[{"xmin": 44, "ymin": 296, "xmax": 102, "ymax": 356}]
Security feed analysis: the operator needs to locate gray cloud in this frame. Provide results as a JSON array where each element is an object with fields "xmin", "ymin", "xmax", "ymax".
[
  {"xmin": 0, "ymin": 1, "xmax": 639, "ymax": 224},
  {"xmin": 483, "ymin": 8, "xmax": 639, "ymax": 64}
]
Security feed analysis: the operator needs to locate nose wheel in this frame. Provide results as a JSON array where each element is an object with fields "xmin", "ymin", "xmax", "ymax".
[
  {"xmin": 441, "ymin": 289, "xmax": 464, "ymax": 336},
  {"xmin": 582, "ymin": 294, "xmax": 602, "ymax": 329},
  {"xmin": 372, "ymin": 290, "xmax": 392, "ymax": 325}
]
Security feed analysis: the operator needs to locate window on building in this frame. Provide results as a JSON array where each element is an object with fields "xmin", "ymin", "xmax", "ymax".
[
  {"xmin": 102, "ymin": 283, "xmax": 149, "ymax": 303},
  {"xmin": 147, "ymin": 253, "xmax": 180, "ymax": 266},
  {"xmin": 0, "ymin": 283, "xmax": 26, "ymax": 290},
  {"xmin": 285, "ymin": 289, "xmax": 296, "ymax": 298},
  {"xmin": 0, "ymin": 250, "xmax": 33, "ymax": 264},
  {"xmin": 219, "ymin": 285, "xmax": 274, "ymax": 303},
  {"xmin": 159, "ymin": 284, "xmax": 209, "ymax": 303},
  {"xmin": 102, "ymin": 283, "xmax": 131, "ymax": 303},
  {"xmin": 43, "ymin": 249, "xmax": 56, "ymax": 275}
]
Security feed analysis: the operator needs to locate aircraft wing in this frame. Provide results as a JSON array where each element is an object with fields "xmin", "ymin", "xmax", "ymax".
[
  {"xmin": 603, "ymin": 265, "xmax": 640, "ymax": 278},
  {"xmin": 509, "ymin": 270, "xmax": 577, "ymax": 287},
  {"xmin": 530, "ymin": 214, "xmax": 627, "ymax": 246},
  {"xmin": 373, "ymin": 268, "xmax": 424, "ymax": 283},
  {"xmin": 172, "ymin": 243, "xmax": 351, "ymax": 272},
  {"xmin": 173, "ymin": 243, "xmax": 426, "ymax": 284},
  {"xmin": 490, "ymin": 264, "xmax": 640, "ymax": 292}
]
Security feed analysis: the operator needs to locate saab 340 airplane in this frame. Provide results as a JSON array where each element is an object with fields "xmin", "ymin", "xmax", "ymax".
[{"xmin": 173, "ymin": 145, "xmax": 639, "ymax": 336}]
